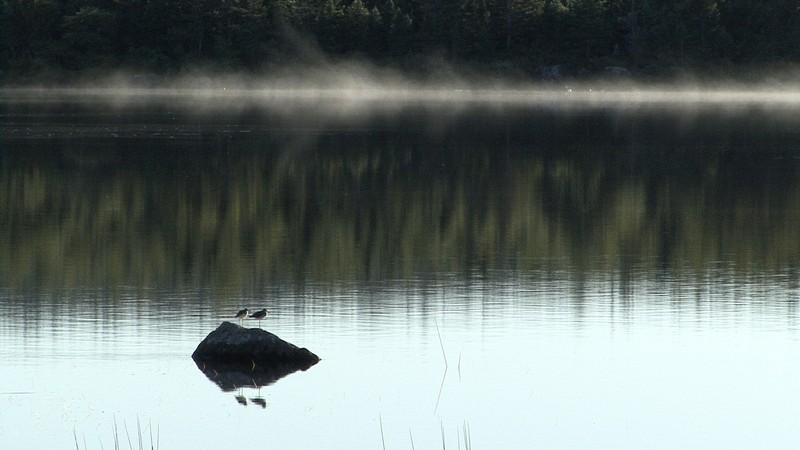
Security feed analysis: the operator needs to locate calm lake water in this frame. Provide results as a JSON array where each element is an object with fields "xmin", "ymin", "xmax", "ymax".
[{"xmin": 2, "ymin": 88, "xmax": 800, "ymax": 449}]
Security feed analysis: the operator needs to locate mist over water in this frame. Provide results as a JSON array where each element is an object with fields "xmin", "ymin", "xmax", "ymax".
[{"xmin": 10, "ymin": 84, "xmax": 800, "ymax": 111}]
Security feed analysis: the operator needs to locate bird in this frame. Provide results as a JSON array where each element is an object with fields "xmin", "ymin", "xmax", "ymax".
[
  {"xmin": 249, "ymin": 308, "xmax": 268, "ymax": 327},
  {"xmin": 234, "ymin": 308, "xmax": 250, "ymax": 325}
]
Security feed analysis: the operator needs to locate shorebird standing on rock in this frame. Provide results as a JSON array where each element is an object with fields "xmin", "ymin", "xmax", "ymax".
[
  {"xmin": 234, "ymin": 308, "xmax": 250, "ymax": 325},
  {"xmin": 249, "ymin": 308, "xmax": 268, "ymax": 328}
]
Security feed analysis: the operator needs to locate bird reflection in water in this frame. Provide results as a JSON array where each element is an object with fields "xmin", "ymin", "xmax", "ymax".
[
  {"xmin": 249, "ymin": 383, "xmax": 267, "ymax": 409},
  {"xmin": 232, "ymin": 385, "xmax": 267, "ymax": 408},
  {"xmin": 235, "ymin": 387, "xmax": 248, "ymax": 406}
]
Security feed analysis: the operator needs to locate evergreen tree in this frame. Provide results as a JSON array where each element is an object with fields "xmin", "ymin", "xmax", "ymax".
[
  {"xmin": 564, "ymin": 0, "xmax": 612, "ymax": 61},
  {"xmin": 61, "ymin": 6, "xmax": 117, "ymax": 69},
  {"xmin": 2, "ymin": 0, "xmax": 800, "ymax": 79},
  {"xmin": 0, "ymin": 0, "xmax": 62, "ymax": 68},
  {"xmin": 719, "ymin": 0, "xmax": 800, "ymax": 61},
  {"xmin": 316, "ymin": 0, "xmax": 345, "ymax": 53},
  {"xmin": 345, "ymin": 0, "xmax": 370, "ymax": 52}
]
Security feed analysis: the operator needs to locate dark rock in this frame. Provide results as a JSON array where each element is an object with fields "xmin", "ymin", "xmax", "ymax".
[{"xmin": 192, "ymin": 322, "xmax": 320, "ymax": 369}]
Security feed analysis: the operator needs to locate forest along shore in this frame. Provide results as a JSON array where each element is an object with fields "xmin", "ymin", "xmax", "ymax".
[{"xmin": 3, "ymin": 1, "xmax": 800, "ymax": 84}]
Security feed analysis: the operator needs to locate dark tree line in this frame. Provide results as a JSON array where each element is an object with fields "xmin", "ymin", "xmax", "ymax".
[{"xmin": 3, "ymin": 0, "xmax": 800, "ymax": 79}]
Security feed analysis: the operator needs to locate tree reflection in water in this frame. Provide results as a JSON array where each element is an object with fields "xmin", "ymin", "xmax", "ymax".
[{"xmin": 1, "ymin": 100, "xmax": 799, "ymax": 294}]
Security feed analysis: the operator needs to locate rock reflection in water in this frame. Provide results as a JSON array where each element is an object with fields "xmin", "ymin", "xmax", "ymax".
[{"xmin": 194, "ymin": 358, "xmax": 309, "ymax": 392}]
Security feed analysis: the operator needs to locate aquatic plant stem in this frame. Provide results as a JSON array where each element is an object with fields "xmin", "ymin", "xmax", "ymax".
[
  {"xmin": 379, "ymin": 414, "xmax": 386, "ymax": 450},
  {"xmin": 462, "ymin": 420, "xmax": 472, "ymax": 450},
  {"xmin": 435, "ymin": 319, "xmax": 447, "ymax": 369},
  {"xmin": 124, "ymin": 419, "xmax": 133, "ymax": 450},
  {"xmin": 113, "ymin": 415, "xmax": 119, "ymax": 450},
  {"xmin": 433, "ymin": 319, "xmax": 449, "ymax": 414},
  {"xmin": 434, "ymin": 367, "xmax": 447, "ymax": 414}
]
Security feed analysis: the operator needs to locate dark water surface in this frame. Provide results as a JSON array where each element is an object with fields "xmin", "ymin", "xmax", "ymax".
[{"xmin": 2, "ymin": 90, "xmax": 800, "ymax": 449}]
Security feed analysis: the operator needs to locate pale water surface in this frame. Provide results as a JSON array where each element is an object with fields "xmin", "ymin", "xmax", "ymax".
[{"xmin": 1, "ymin": 90, "xmax": 800, "ymax": 449}]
